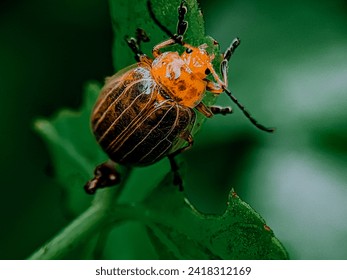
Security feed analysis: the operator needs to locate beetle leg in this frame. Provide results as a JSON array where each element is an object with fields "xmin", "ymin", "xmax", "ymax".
[
  {"xmin": 196, "ymin": 102, "xmax": 232, "ymax": 117},
  {"xmin": 136, "ymin": 28, "xmax": 150, "ymax": 44},
  {"xmin": 152, "ymin": 38, "xmax": 176, "ymax": 57},
  {"xmin": 168, "ymin": 131, "xmax": 194, "ymax": 191},
  {"xmin": 220, "ymin": 38, "xmax": 241, "ymax": 86},
  {"xmin": 152, "ymin": 38, "xmax": 196, "ymax": 57},
  {"xmin": 149, "ymin": 0, "xmax": 190, "ymax": 57},
  {"xmin": 205, "ymin": 79, "xmax": 224, "ymax": 93},
  {"xmin": 84, "ymin": 160, "xmax": 120, "ymax": 195},
  {"xmin": 195, "ymin": 102, "xmax": 213, "ymax": 118},
  {"xmin": 210, "ymin": 106, "xmax": 233, "ymax": 115},
  {"xmin": 125, "ymin": 28, "xmax": 151, "ymax": 62},
  {"xmin": 171, "ymin": 131, "xmax": 194, "ymax": 157},
  {"xmin": 177, "ymin": 0, "xmax": 188, "ymax": 36},
  {"xmin": 168, "ymin": 156, "xmax": 184, "ymax": 191},
  {"xmin": 205, "ymin": 38, "xmax": 241, "ymax": 90}
]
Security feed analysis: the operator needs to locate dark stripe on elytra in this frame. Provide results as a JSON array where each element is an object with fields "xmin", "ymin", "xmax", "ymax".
[
  {"xmin": 102, "ymin": 83, "xmax": 159, "ymax": 153},
  {"xmin": 138, "ymin": 103, "xmax": 179, "ymax": 163},
  {"xmin": 118, "ymin": 103, "xmax": 176, "ymax": 164},
  {"xmin": 96, "ymin": 78, "xmax": 156, "ymax": 145},
  {"xmin": 106, "ymin": 99, "xmax": 173, "ymax": 163},
  {"xmin": 112, "ymin": 104, "xmax": 175, "ymax": 165},
  {"xmin": 93, "ymin": 78, "xmax": 138, "ymax": 131},
  {"xmin": 92, "ymin": 71, "xmax": 136, "ymax": 130},
  {"xmin": 92, "ymin": 65, "xmax": 153, "ymax": 132},
  {"xmin": 140, "ymin": 104, "xmax": 195, "ymax": 165},
  {"xmin": 115, "ymin": 102, "xmax": 195, "ymax": 166}
]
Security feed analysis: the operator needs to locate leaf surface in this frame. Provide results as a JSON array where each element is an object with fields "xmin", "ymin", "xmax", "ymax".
[
  {"xmin": 144, "ymin": 175, "xmax": 289, "ymax": 259},
  {"xmin": 34, "ymin": 83, "xmax": 106, "ymax": 215}
]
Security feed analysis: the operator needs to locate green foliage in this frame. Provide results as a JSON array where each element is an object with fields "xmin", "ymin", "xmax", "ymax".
[
  {"xmin": 30, "ymin": 0, "xmax": 288, "ymax": 259},
  {"xmin": 145, "ymin": 179, "xmax": 287, "ymax": 259},
  {"xmin": 34, "ymin": 83, "xmax": 104, "ymax": 216}
]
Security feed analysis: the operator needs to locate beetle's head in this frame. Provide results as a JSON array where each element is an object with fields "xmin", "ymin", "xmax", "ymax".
[{"xmin": 181, "ymin": 43, "xmax": 215, "ymax": 79}]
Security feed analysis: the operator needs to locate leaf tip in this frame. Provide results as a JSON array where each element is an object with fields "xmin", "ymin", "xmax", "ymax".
[
  {"xmin": 230, "ymin": 188, "xmax": 239, "ymax": 198},
  {"xmin": 33, "ymin": 118, "xmax": 52, "ymax": 135}
]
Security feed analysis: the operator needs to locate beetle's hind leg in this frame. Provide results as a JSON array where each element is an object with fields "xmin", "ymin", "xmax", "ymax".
[
  {"xmin": 125, "ymin": 28, "xmax": 150, "ymax": 62},
  {"xmin": 84, "ymin": 160, "xmax": 121, "ymax": 195},
  {"xmin": 168, "ymin": 131, "xmax": 194, "ymax": 191}
]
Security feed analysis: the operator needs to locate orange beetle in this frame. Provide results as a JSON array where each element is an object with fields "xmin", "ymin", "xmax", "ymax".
[{"xmin": 85, "ymin": 0, "xmax": 273, "ymax": 194}]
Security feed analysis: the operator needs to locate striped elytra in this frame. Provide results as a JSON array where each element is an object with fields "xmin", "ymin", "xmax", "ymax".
[{"xmin": 91, "ymin": 62, "xmax": 196, "ymax": 166}]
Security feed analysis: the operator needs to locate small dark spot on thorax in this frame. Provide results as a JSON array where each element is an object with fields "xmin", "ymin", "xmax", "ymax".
[
  {"xmin": 178, "ymin": 84, "xmax": 186, "ymax": 91},
  {"xmin": 176, "ymin": 80, "xmax": 187, "ymax": 91}
]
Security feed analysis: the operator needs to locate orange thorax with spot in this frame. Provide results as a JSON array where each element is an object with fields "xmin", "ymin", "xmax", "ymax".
[{"xmin": 151, "ymin": 52, "xmax": 207, "ymax": 108}]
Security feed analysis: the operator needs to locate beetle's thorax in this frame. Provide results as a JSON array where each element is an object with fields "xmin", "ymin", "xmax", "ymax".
[{"xmin": 151, "ymin": 51, "xmax": 208, "ymax": 108}]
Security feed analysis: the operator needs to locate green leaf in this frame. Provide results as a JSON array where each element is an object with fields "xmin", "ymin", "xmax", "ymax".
[
  {"xmin": 143, "ymin": 175, "xmax": 289, "ymax": 259},
  {"xmin": 34, "ymin": 82, "xmax": 107, "ymax": 216}
]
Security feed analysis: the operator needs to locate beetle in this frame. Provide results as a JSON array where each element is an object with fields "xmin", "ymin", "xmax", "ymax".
[{"xmin": 84, "ymin": 0, "xmax": 274, "ymax": 194}]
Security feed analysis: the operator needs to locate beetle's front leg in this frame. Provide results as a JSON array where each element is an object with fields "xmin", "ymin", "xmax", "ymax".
[
  {"xmin": 206, "ymin": 79, "xmax": 224, "ymax": 94},
  {"xmin": 220, "ymin": 38, "xmax": 241, "ymax": 86},
  {"xmin": 149, "ymin": 0, "xmax": 189, "ymax": 57},
  {"xmin": 210, "ymin": 106, "xmax": 233, "ymax": 115},
  {"xmin": 194, "ymin": 80, "xmax": 233, "ymax": 118},
  {"xmin": 152, "ymin": 38, "xmax": 176, "ymax": 57},
  {"xmin": 196, "ymin": 102, "xmax": 232, "ymax": 118}
]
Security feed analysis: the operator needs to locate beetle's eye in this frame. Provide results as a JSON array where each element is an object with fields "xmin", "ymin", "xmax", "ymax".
[
  {"xmin": 186, "ymin": 48, "xmax": 193, "ymax": 54},
  {"xmin": 205, "ymin": 68, "xmax": 211, "ymax": 75}
]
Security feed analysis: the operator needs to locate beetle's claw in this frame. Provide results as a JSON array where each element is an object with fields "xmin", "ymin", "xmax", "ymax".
[
  {"xmin": 84, "ymin": 161, "xmax": 120, "ymax": 195},
  {"xmin": 84, "ymin": 179, "xmax": 98, "ymax": 195}
]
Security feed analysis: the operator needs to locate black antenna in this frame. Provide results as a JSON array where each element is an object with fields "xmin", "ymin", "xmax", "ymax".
[
  {"xmin": 147, "ymin": 0, "xmax": 185, "ymax": 45},
  {"xmin": 223, "ymin": 88, "xmax": 275, "ymax": 133}
]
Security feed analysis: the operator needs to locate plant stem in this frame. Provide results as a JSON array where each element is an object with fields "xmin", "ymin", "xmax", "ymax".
[
  {"xmin": 28, "ymin": 167, "xmax": 133, "ymax": 260},
  {"xmin": 28, "ymin": 204, "xmax": 112, "ymax": 260}
]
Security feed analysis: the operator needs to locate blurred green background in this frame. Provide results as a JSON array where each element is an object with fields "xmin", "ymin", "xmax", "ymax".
[{"xmin": 1, "ymin": 0, "xmax": 346, "ymax": 259}]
